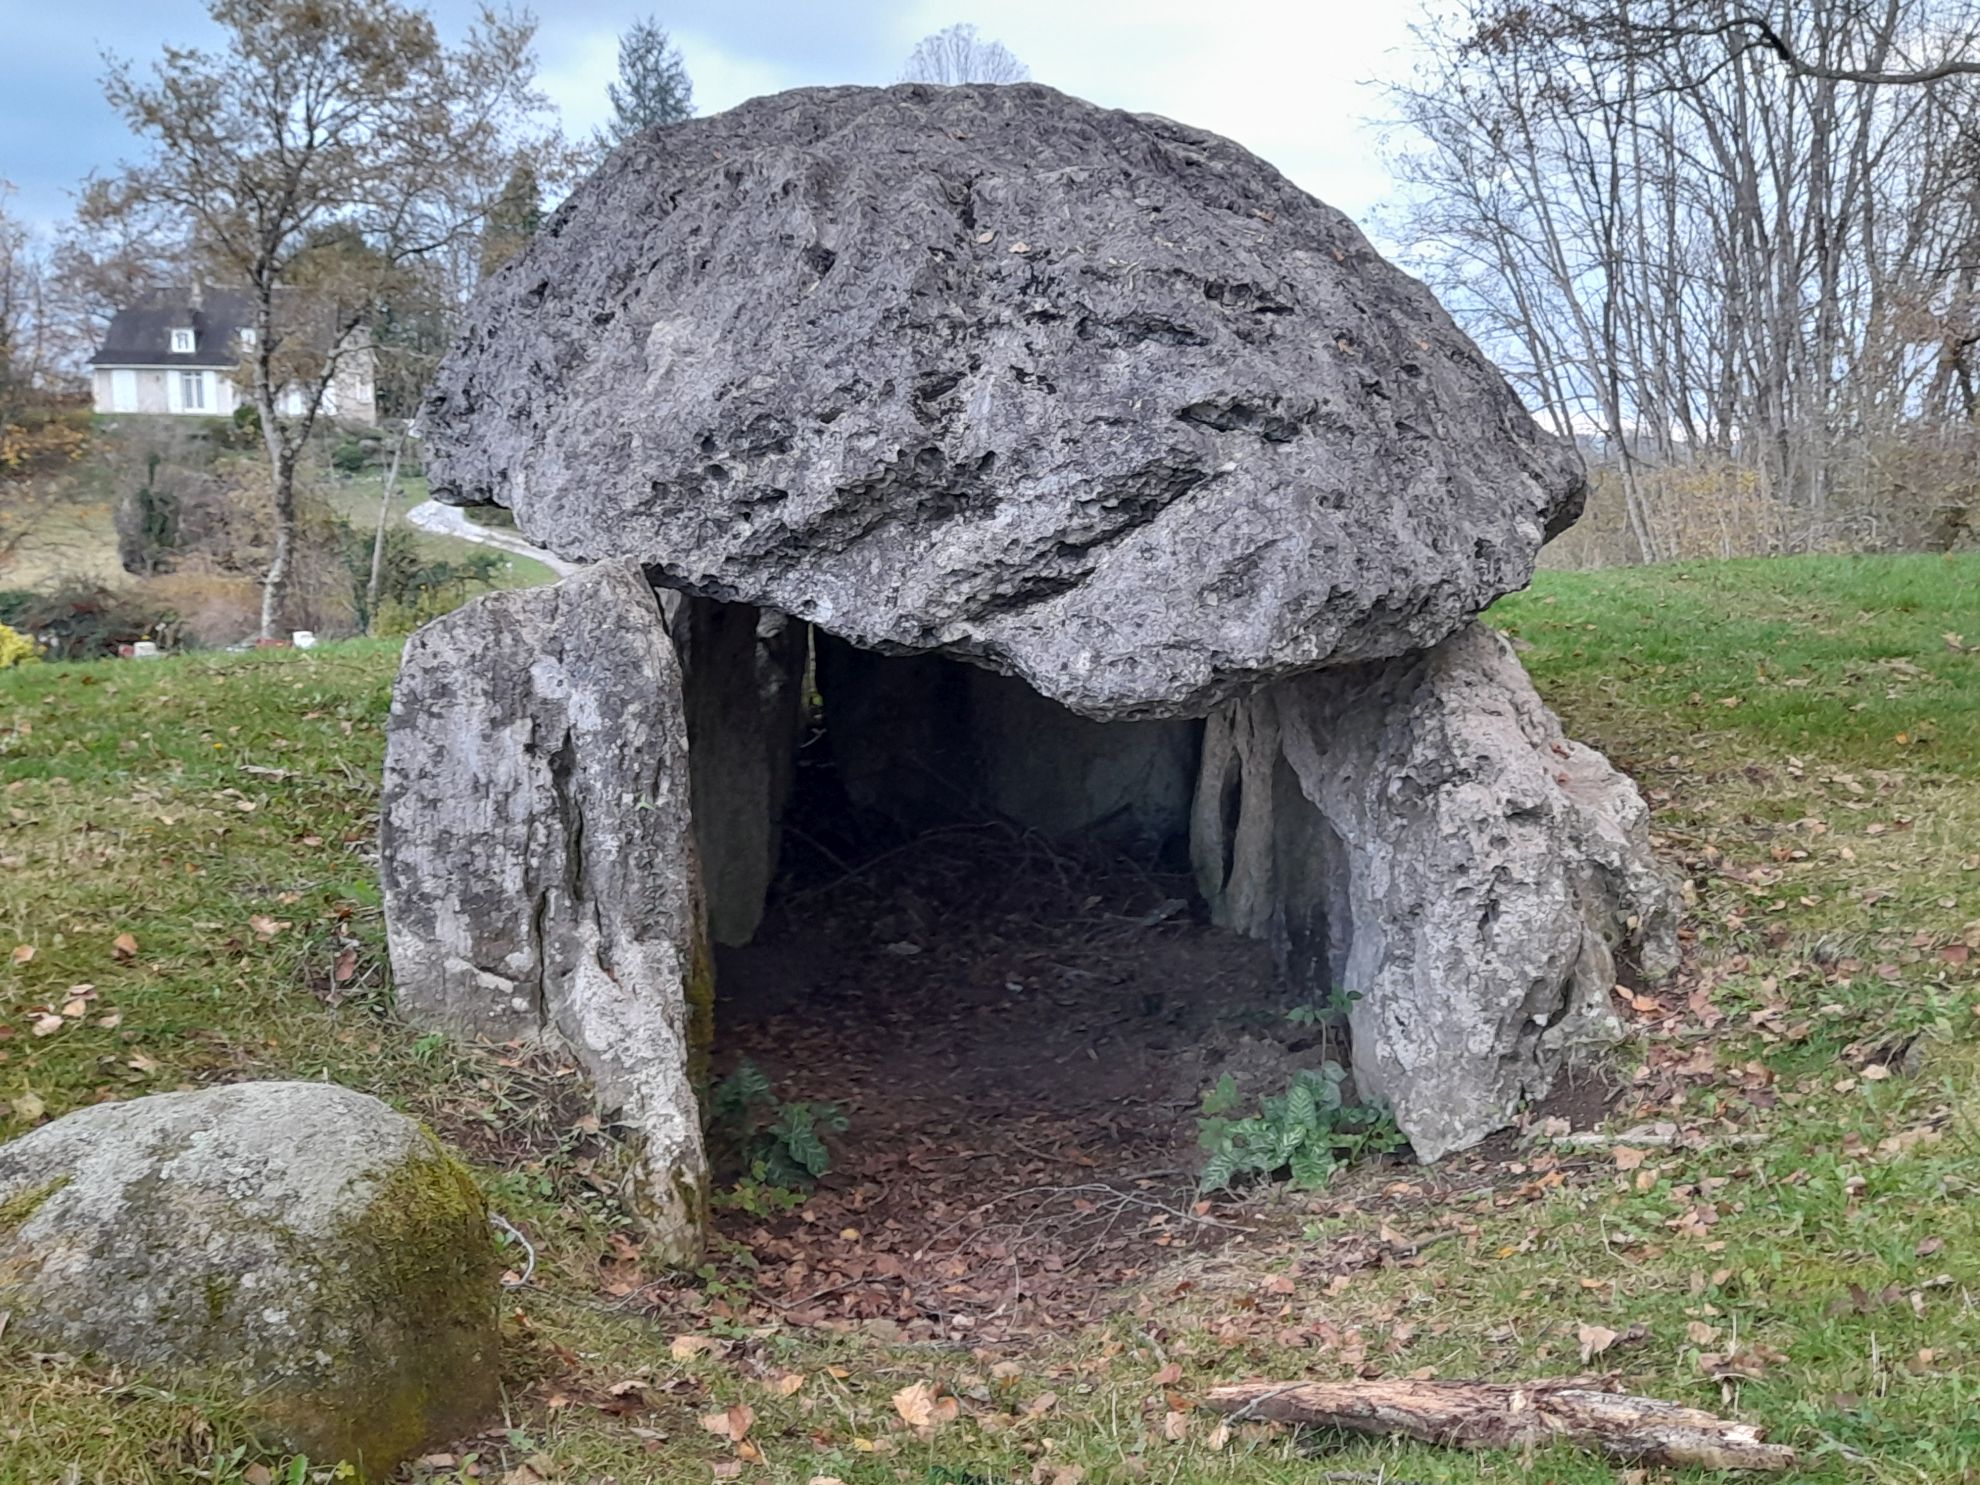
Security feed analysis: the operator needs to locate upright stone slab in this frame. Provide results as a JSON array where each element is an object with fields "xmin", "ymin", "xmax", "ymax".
[
  {"xmin": 1194, "ymin": 626, "xmax": 1681, "ymax": 1159},
  {"xmin": 674, "ymin": 597, "xmax": 809, "ymax": 946},
  {"xmin": 381, "ymin": 560, "xmax": 709, "ymax": 1259},
  {"xmin": 965, "ymin": 667, "xmax": 1199, "ymax": 851}
]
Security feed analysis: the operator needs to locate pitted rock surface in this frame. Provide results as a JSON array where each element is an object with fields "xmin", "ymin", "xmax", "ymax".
[
  {"xmin": 1192, "ymin": 624, "xmax": 1682, "ymax": 1158},
  {"xmin": 0, "ymin": 1082, "xmax": 498, "ymax": 1473},
  {"xmin": 423, "ymin": 84, "xmax": 1582, "ymax": 720},
  {"xmin": 381, "ymin": 559, "xmax": 710, "ymax": 1260}
]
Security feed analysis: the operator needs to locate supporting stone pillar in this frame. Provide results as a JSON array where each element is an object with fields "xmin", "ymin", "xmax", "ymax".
[
  {"xmin": 673, "ymin": 596, "xmax": 809, "ymax": 946},
  {"xmin": 966, "ymin": 667, "xmax": 1200, "ymax": 854},
  {"xmin": 1192, "ymin": 624, "xmax": 1679, "ymax": 1160},
  {"xmin": 380, "ymin": 559, "xmax": 709, "ymax": 1261}
]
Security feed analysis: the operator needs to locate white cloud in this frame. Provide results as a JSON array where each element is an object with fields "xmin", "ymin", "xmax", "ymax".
[
  {"xmin": 889, "ymin": 0, "xmax": 1427, "ymax": 223},
  {"xmin": 531, "ymin": 1, "xmax": 1426, "ymax": 229},
  {"xmin": 676, "ymin": 29, "xmax": 803, "ymax": 115},
  {"xmin": 535, "ymin": 26, "xmax": 620, "ymax": 142}
]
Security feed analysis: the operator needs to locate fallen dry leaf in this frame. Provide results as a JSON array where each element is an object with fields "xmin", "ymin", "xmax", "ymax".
[
  {"xmin": 699, "ymin": 1402, "xmax": 754, "ymax": 1441},
  {"xmin": 892, "ymin": 1380, "xmax": 958, "ymax": 1431},
  {"xmin": 111, "ymin": 932, "xmax": 138, "ymax": 960},
  {"xmin": 771, "ymin": 1371, "xmax": 806, "ymax": 1397},
  {"xmin": 671, "ymin": 1333, "xmax": 715, "ymax": 1361},
  {"xmin": 30, "ymin": 1014, "xmax": 64, "ymax": 1038},
  {"xmin": 9, "ymin": 944, "xmax": 32, "ymax": 965},
  {"xmin": 1578, "ymin": 1322, "xmax": 1620, "ymax": 1363}
]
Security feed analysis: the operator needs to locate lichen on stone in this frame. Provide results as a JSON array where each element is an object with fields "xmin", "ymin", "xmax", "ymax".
[
  {"xmin": 0, "ymin": 1175, "xmax": 67, "ymax": 1236},
  {"xmin": 0, "ymin": 1082, "xmax": 503, "ymax": 1480}
]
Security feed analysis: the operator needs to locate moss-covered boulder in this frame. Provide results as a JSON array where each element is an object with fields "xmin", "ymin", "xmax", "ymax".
[{"xmin": 0, "ymin": 1081, "xmax": 500, "ymax": 1475}]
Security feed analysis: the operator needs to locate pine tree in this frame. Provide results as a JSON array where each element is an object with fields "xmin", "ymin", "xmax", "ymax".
[
  {"xmin": 479, "ymin": 163, "xmax": 543, "ymax": 278},
  {"xmin": 603, "ymin": 18, "xmax": 693, "ymax": 143}
]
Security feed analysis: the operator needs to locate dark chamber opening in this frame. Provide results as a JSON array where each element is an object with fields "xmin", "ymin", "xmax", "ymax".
[{"xmin": 677, "ymin": 597, "xmax": 1337, "ymax": 1335}]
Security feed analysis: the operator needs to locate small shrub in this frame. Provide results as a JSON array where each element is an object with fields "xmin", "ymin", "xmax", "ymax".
[
  {"xmin": 709, "ymin": 1060, "xmax": 849, "ymax": 1188},
  {"xmin": 0, "ymin": 623, "xmax": 39, "ymax": 669},
  {"xmin": 114, "ymin": 452, "xmax": 182, "ymax": 576},
  {"xmin": 342, "ymin": 523, "xmax": 501, "ymax": 635},
  {"xmin": 6, "ymin": 582, "xmax": 178, "ymax": 661},
  {"xmin": 1197, "ymin": 1065, "xmax": 1402, "ymax": 1194},
  {"xmin": 0, "ymin": 405, "xmax": 89, "ymax": 478},
  {"xmin": 329, "ymin": 437, "xmax": 370, "ymax": 475}
]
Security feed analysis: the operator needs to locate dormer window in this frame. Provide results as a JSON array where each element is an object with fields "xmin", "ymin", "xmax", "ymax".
[
  {"xmin": 239, "ymin": 328, "xmax": 257, "ymax": 350},
  {"xmin": 170, "ymin": 328, "xmax": 195, "ymax": 354}
]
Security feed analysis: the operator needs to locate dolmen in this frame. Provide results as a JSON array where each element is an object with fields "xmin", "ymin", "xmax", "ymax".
[{"xmin": 381, "ymin": 84, "xmax": 1679, "ymax": 1262}]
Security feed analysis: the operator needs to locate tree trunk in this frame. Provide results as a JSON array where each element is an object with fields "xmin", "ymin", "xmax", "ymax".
[
  {"xmin": 259, "ymin": 444, "xmax": 299, "ymax": 642},
  {"xmin": 366, "ymin": 430, "xmax": 408, "ymax": 633},
  {"xmin": 1206, "ymin": 1378, "xmax": 1795, "ymax": 1471}
]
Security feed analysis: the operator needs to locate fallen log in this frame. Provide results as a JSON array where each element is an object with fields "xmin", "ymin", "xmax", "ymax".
[{"xmin": 1207, "ymin": 1378, "xmax": 1795, "ymax": 1471}]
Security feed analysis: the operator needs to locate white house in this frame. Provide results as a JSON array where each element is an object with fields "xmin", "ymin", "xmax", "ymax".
[{"xmin": 89, "ymin": 284, "xmax": 378, "ymax": 425}]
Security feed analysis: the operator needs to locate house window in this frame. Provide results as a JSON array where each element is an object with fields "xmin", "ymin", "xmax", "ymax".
[
  {"xmin": 239, "ymin": 328, "xmax": 257, "ymax": 349},
  {"xmin": 170, "ymin": 328, "xmax": 195, "ymax": 354},
  {"xmin": 181, "ymin": 371, "xmax": 207, "ymax": 411}
]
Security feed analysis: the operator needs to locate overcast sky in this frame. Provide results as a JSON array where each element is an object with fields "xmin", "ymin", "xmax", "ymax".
[{"xmin": 2, "ymin": 1, "xmax": 1434, "ymax": 239}]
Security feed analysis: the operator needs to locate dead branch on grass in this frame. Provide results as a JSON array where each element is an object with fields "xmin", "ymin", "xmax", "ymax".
[{"xmin": 1207, "ymin": 1377, "xmax": 1795, "ymax": 1471}]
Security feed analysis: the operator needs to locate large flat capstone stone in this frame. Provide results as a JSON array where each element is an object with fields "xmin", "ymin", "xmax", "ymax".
[{"xmin": 422, "ymin": 83, "xmax": 1582, "ymax": 721}]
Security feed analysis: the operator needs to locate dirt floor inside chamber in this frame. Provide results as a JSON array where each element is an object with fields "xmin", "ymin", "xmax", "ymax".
[{"xmin": 710, "ymin": 794, "xmax": 1339, "ymax": 1339}]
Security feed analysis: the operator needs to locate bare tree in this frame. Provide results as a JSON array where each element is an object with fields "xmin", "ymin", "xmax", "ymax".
[
  {"xmin": 1386, "ymin": 0, "xmax": 1980, "ymax": 560},
  {"xmin": 0, "ymin": 184, "xmax": 45, "ymax": 437},
  {"xmin": 88, "ymin": 0, "xmax": 563, "ymax": 638},
  {"xmin": 43, "ymin": 208, "xmax": 177, "ymax": 378},
  {"xmin": 1592, "ymin": 3, "xmax": 1980, "ymax": 84},
  {"xmin": 901, "ymin": 23, "xmax": 1031, "ymax": 85}
]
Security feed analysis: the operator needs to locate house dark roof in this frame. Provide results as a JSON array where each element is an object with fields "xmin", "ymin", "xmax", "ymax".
[{"xmin": 90, "ymin": 285, "xmax": 255, "ymax": 369}]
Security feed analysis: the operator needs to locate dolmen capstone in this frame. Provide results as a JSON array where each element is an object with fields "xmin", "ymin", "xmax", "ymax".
[{"xmin": 383, "ymin": 83, "xmax": 1679, "ymax": 1262}]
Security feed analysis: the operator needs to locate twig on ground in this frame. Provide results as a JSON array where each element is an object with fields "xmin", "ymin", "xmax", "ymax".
[{"xmin": 1208, "ymin": 1377, "xmax": 1796, "ymax": 1470}]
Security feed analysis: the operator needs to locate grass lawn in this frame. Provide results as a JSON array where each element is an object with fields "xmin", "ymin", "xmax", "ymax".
[
  {"xmin": 321, "ymin": 473, "xmax": 560, "ymax": 591},
  {"xmin": 2, "ymin": 553, "xmax": 1979, "ymax": 1483},
  {"xmin": 6, "ymin": 464, "xmax": 556, "ymax": 602}
]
